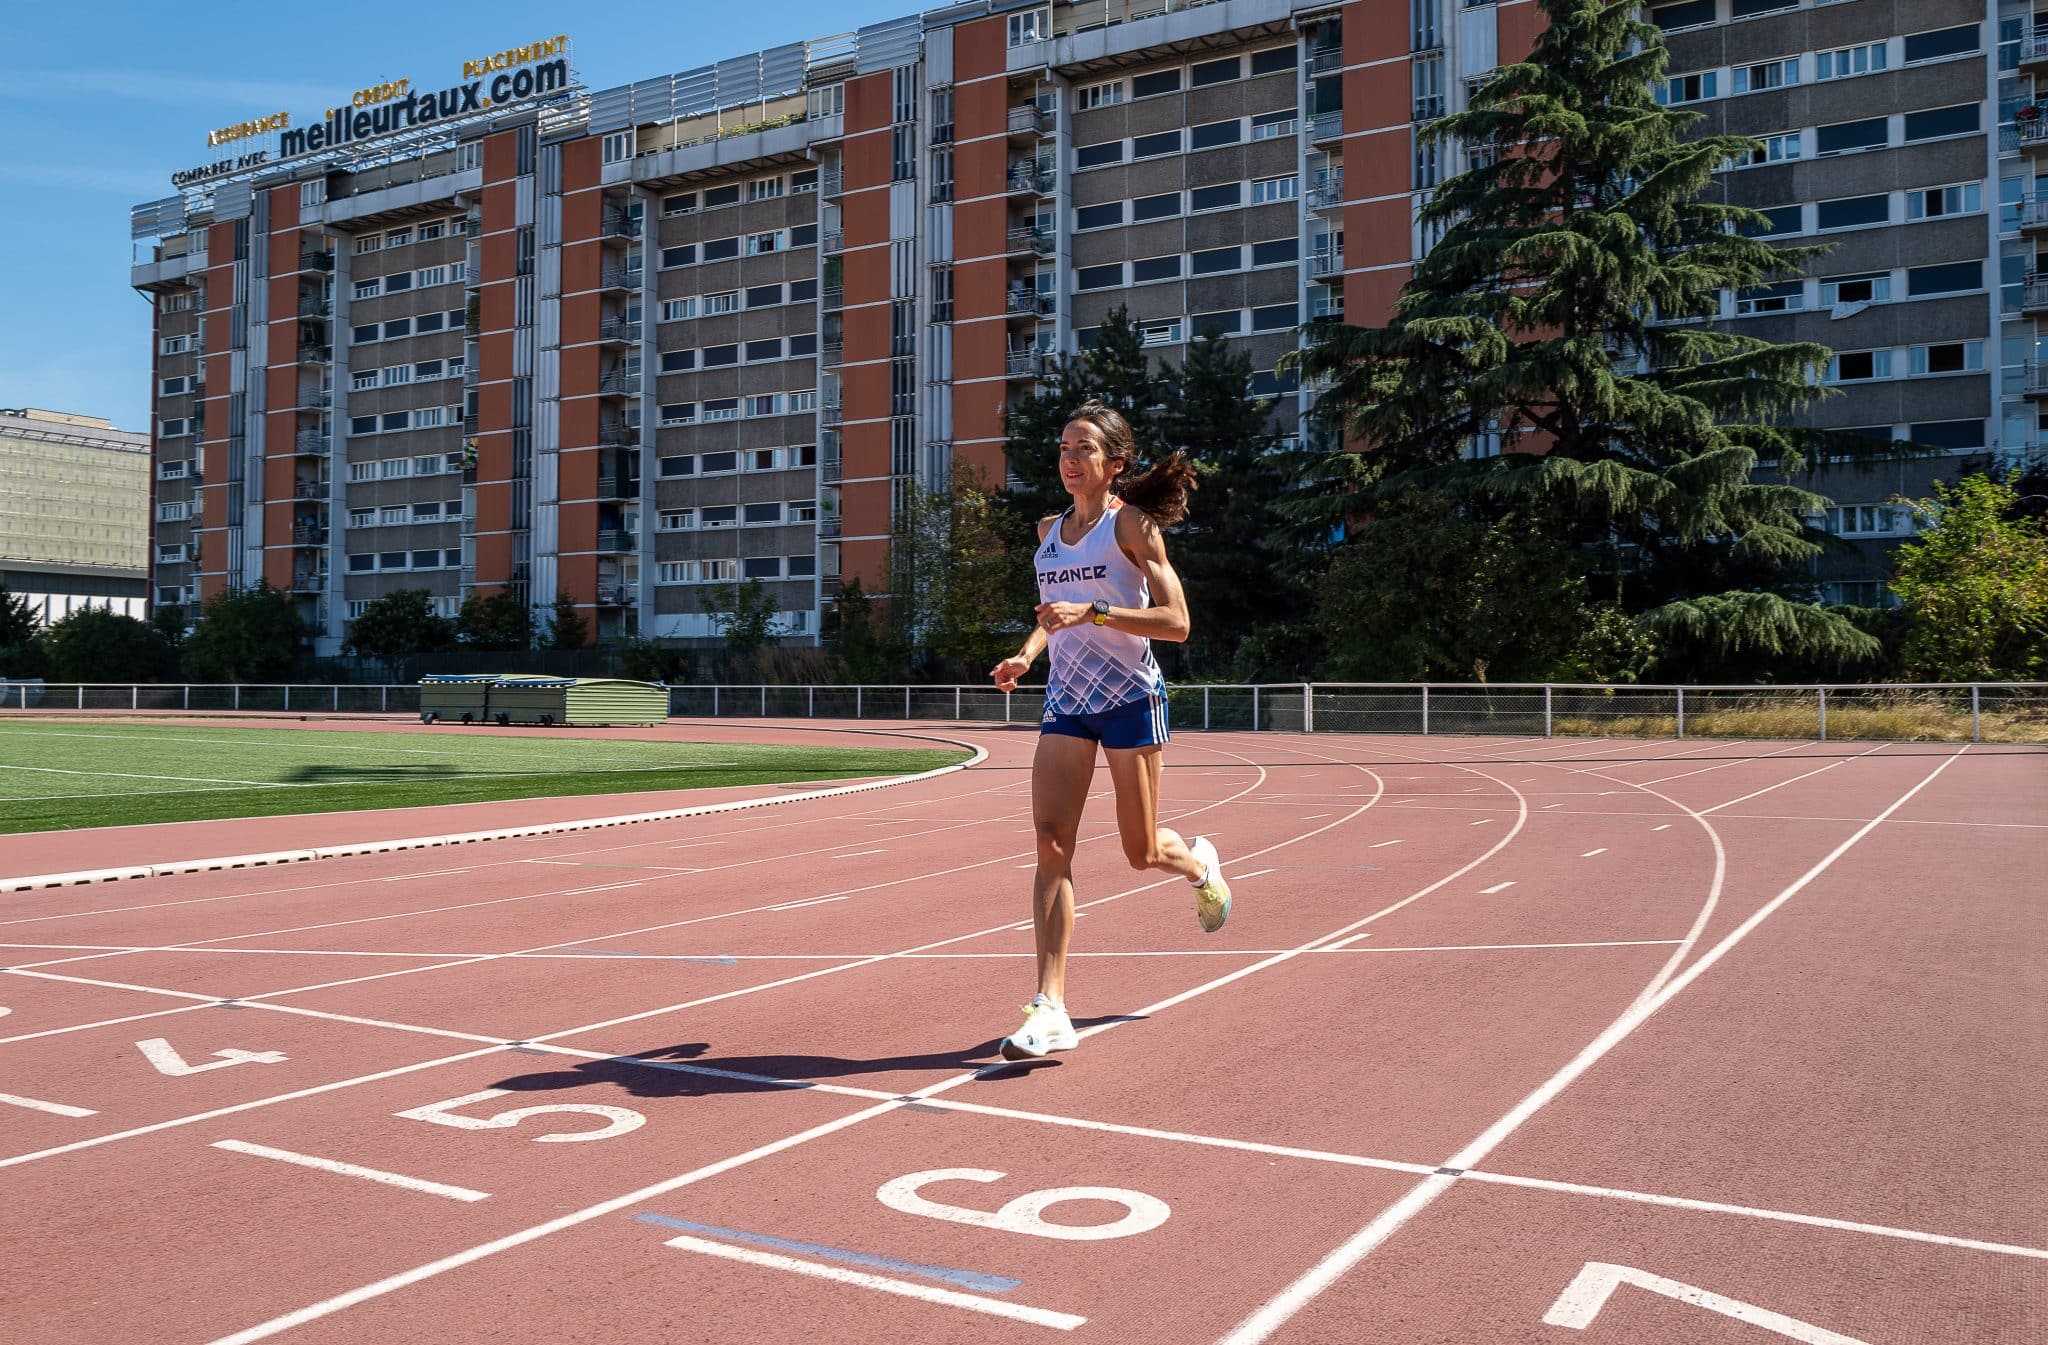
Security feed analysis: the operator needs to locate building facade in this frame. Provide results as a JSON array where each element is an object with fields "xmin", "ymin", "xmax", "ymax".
[
  {"xmin": 131, "ymin": 1, "xmax": 2011, "ymax": 654},
  {"xmin": 0, "ymin": 409, "xmax": 150, "ymax": 622}
]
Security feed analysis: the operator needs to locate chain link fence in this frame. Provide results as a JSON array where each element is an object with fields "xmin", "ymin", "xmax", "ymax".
[{"xmin": 4, "ymin": 681, "xmax": 2044, "ymax": 743}]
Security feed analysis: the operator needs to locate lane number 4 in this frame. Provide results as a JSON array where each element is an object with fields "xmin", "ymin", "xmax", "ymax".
[
  {"xmin": 877, "ymin": 1169, "xmax": 1169, "ymax": 1242},
  {"xmin": 136, "ymin": 1037, "xmax": 288, "ymax": 1076},
  {"xmin": 1545, "ymin": 1263, "xmax": 1870, "ymax": 1345},
  {"xmin": 395, "ymin": 1088, "xmax": 646, "ymax": 1142}
]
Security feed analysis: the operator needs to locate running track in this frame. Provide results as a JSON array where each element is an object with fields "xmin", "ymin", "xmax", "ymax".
[{"xmin": 0, "ymin": 719, "xmax": 2041, "ymax": 1344}]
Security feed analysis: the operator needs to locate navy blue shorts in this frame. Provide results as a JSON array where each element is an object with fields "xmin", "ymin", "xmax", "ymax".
[{"xmin": 1041, "ymin": 694, "xmax": 1169, "ymax": 750}]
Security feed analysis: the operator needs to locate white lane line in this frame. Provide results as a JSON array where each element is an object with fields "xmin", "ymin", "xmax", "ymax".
[
  {"xmin": 1478, "ymin": 882, "xmax": 1515, "ymax": 895},
  {"xmin": 1216, "ymin": 746, "xmax": 1971, "ymax": 1345},
  {"xmin": 1543, "ymin": 803, "xmax": 1564, "ymax": 809},
  {"xmin": 0, "ymin": 1090, "xmax": 96, "ymax": 1118},
  {"xmin": 1581, "ymin": 848, "xmax": 1607, "ymax": 858},
  {"xmin": 1653, "ymin": 823, "xmax": 1672, "ymax": 831},
  {"xmin": 1324, "ymin": 933, "xmax": 1374, "ymax": 950},
  {"xmin": 1303, "ymin": 814, "xmax": 1329, "ymax": 820},
  {"xmin": 1699, "ymin": 744, "xmax": 1890, "ymax": 816},
  {"xmin": 1367, "ymin": 839, "xmax": 1403, "ymax": 848},
  {"xmin": 211, "ymin": 1140, "xmax": 490, "ymax": 1202},
  {"xmin": 1469, "ymin": 818, "xmax": 1493, "ymax": 826},
  {"xmin": 829, "ymin": 849, "xmax": 889, "ymax": 858},
  {"xmin": 658, "ymin": 1233, "xmax": 1083, "ymax": 1332},
  {"xmin": 1323, "ymin": 939, "xmax": 1680, "ymax": 954},
  {"xmin": 1233, "ymin": 868, "xmax": 1275, "ymax": 880}
]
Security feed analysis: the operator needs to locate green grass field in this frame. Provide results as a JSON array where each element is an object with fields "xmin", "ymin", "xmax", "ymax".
[{"xmin": 0, "ymin": 722, "xmax": 967, "ymax": 834}]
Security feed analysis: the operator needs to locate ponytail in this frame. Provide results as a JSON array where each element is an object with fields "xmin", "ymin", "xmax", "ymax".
[{"xmin": 1063, "ymin": 399, "xmax": 1197, "ymax": 527}]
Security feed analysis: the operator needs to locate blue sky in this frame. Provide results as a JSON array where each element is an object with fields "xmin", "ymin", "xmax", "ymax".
[{"xmin": 0, "ymin": 1, "xmax": 922, "ymax": 432}]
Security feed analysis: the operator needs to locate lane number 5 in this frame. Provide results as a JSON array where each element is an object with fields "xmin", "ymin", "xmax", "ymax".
[
  {"xmin": 877, "ymin": 1168, "xmax": 1169, "ymax": 1242},
  {"xmin": 1545, "ymin": 1263, "xmax": 1870, "ymax": 1344},
  {"xmin": 395, "ymin": 1088, "xmax": 645, "ymax": 1142}
]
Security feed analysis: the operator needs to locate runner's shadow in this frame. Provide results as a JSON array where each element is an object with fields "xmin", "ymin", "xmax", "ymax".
[{"xmin": 490, "ymin": 1016, "xmax": 1147, "ymax": 1097}]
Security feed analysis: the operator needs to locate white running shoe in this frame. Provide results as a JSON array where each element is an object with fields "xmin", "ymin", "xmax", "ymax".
[
  {"xmin": 1000, "ymin": 995, "xmax": 1078, "ymax": 1061},
  {"xmin": 1189, "ymin": 836, "xmax": 1232, "ymax": 933}
]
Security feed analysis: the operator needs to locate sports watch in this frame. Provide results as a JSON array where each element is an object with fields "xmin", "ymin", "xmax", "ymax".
[{"xmin": 1091, "ymin": 600, "xmax": 1112, "ymax": 626}]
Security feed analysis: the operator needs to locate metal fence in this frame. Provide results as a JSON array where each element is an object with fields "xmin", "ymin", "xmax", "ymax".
[{"xmin": 5, "ymin": 681, "xmax": 2044, "ymax": 743}]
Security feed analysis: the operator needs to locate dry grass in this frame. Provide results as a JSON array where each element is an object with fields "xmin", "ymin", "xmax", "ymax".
[{"xmin": 1553, "ymin": 693, "xmax": 2048, "ymax": 744}]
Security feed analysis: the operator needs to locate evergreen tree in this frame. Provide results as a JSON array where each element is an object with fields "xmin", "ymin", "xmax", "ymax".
[
  {"xmin": 42, "ymin": 607, "xmax": 174, "ymax": 683},
  {"xmin": 1003, "ymin": 307, "xmax": 1169, "ymax": 522},
  {"xmin": 183, "ymin": 583, "xmax": 306, "ymax": 682},
  {"xmin": 0, "ymin": 582, "xmax": 44, "ymax": 678},
  {"xmin": 454, "ymin": 590, "xmax": 535, "ymax": 651},
  {"xmin": 344, "ymin": 589, "xmax": 455, "ymax": 665},
  {"xmin": 1288, "ymin": 0, "xmax": 1878, "ymax": 677},
  {"xmin": 545, "ymin": 593, "xmax": 590, "ymax": 650}
]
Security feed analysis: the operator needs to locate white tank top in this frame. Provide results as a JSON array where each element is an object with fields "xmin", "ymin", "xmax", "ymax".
[{"xmin": 1035, "ymin": 498, "xmax": 1166, "ymax": 715}]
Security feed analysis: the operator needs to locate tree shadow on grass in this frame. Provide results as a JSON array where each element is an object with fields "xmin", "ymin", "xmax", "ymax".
[{"xmin": 491, "ymin": 1016, "xmax": 1147, "ymax": 1097}]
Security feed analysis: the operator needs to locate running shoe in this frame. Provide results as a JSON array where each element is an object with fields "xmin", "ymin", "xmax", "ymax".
[
  {"xmin": 1189, "ymin": 835, "xmax": 1232, "ymax": 933},
  {"xmin": 1000, "ymin": 994, "xmax": 1078, "ymax": 1061}
]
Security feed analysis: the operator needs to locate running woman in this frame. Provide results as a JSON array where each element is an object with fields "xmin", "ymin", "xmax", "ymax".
[{"xmin": 988, "ymin": 399, "xmax": 1231, "ymax": 1062}]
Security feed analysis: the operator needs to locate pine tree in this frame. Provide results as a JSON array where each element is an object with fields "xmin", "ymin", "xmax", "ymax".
[
  {"xmin": 1289, "ymin": 0, "xmax": 1878, "ymax": 676},
  {"xmin": 1003, "ymin": 307, "xmax": 1169, "ymax": 523}
]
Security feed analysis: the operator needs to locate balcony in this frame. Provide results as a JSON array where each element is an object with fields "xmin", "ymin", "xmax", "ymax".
[
  {"xmin": 822, "ymin": 337, "xmax": 844, "ymax": 364},
  {"xmin": 821, "ymin": 453, "xmax": 843, "ymax": 484},
  {"xmin": 294, "ymin": 430, "xmax": 330, "ymax": 456},
  {"xmin": 2022, "ymin": 197, "xmax": 2048, "ymax": 234},
  {"xmin": 2020, "ymin": 115, "xmax": 2048, "ymax": 152},
  {"xmin": 596, "ymin": 317, "xmax": 637, "ymax": 345},
  {"xmin": 598, "ymin": 422, "xmax": 638, "ymax": 448},
  {"xmin": 293, "ymin": 480, "xmax": 328, "ymax": 500},
  {"xmin": 291, "ymin": 524, "xmax": 327, "ymax": 545},
  {"xmin": 599, "ymin": 210, "xmax": 643, "ymax": 242},
  {"xmin": 1004, "ymin": 289, "xmax": 1052, "ymax": 320},
  {"xmin": 2025, "ymin": 275, "xmax": 2048, "ymax": 315},
  {"xmin": 1005, "ymin": 164, "xmax": 1055, "ymax": 196},
  {"xmin": 597, "ymin": 371, "xmax": 642, "ymax": 398},
  {"xmin": 298, "ymin": 295, "xmax": 333, "ymax": 319},
  {"xmin": 822, "ymin": 285, "xmax": 844, "ymax": 311},
  {"xmin": 595, "ymin": 585, "xmax": 633, "ymax": 607},
  {"xmin": 1413, "ymin": 93, "xmax": 1445, "ymax": 122},
  {"xmin": 821, "ymin": 399, "xmax": 843, "ymax": 427},
  {"xmin": 1308, "ymin": 45, "xmax": 1343, "ymax": 77},
  {"xmin": 821, "ymin": 229, "xmax": 846, "ymax": 254},
  {"xmin": 1006, "ymin": 104, "xmax": 1048, "ymax": 140},
  {"xmin": 1005, "ymin": 225, "xmax": 1054, "ymax": 257},
  {"xmin": 596, "ymin": 471, "xmax": 637, "ymax": 499},
  {"xmin": 1004, "ymin": 349, "xmax": 1045, "ymax": 379},
  {"xmin": 1309, "ymin": 110, "xmax": 1343, "ymax": 144},
  {"xmin": 1310, "ymin": 249, "xmax": 1344, "ymax": 280},
  {"xmin": 818, "ymin": 516, "xmax": 841, "ymax": 539},
  {"xmin": 300, "ymin": 387, "xmax": 332, "ymax": 409},
  {"xmin": 1308, "ymin": 174, "xmax": 1344, "ymax": 210},
  {"xmin": 297, "ymin": 343, "xmax": 332, "ymax": 365},
  {"xmin": 288, "ymin": 571, "xmax": 327, "ymax": 594},
  {"xmin": 2023, "ymin": 30, "xmax": 2048, "ymax": 71},
  {"xmin": 299, "ymin": 249, "xmax": 335, "ymax": 273},
  {"xmin": 598, "ymin": 266, "xmax": 644, "ymax": 292},
  {"xmin": 595, "ymin": 530, "xmax": 637, "ymax": 553}
]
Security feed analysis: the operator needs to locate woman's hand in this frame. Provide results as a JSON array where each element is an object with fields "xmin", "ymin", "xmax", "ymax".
[
  {"xmin": 1033, "ymin": 601, "xmax": 1093, "ymax": 633},
  {"xmin": 990, "ymin": 655, "xmax": 1031, "ymax": 692}
]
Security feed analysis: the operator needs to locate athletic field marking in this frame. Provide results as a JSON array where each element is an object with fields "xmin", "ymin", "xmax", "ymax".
[
  {"xmin": 0, "ymin": 1090, "xmax": 95, "ymax": 1118},
  {"xmin": 1699, "ymin": 743, "xmax": 1890, "ymax": 816},
  {"xmin": 655, "ymin": 1232, "xmax": 1084, "ymax": 1331},
  {"xmin": 828, "ymin": 849, "xmax": 889, "ymax": 858},
  {"xmin": 137, "ymin": 1037, "xmax": 288, "ymax": 1076},
  {"xmin": 1479, "ymin": 881, "xmax": 1516, "ymax": 894},
  {"xmin": 1653, "ymin": 823, "xmax": 1672, "ymax": 831},
  {"xmin": 210, "ymin": 1140, "xmax": 490, "ymax": 1202},
  {"xmin": 1543, "ymin": 803, "xmax": 1563, "ymax": 809},
  {"xmin": 1233, "ymin": 868, "xmax": 1274, "ymax": 880},
  {"xmin": 1544, "ymin": 1263, "xmax": 1867, "ymax": 1343},
  {"xmin": 1215, "ymin": 746, "xmax": 1971, "ymax": 1345},
  {"xmin": 1323, "ymin": 939, "xmax": 1680, "ymax": 954},
  {"xmin": 1581, "ymin": 848, "xmax": 1607, "ymax": 858},
  {"xmin": 633, "ymin": 1213, "xmax": 1022, "ymax": 1294},
  {"xmin": 1325, "ymin": 933, "xmax": 1374, "ymax": 950},
  {"xmin": 1302, "ymin": 813, "xmax": 1329, "ymax": 819},
  {"xmin": 1368, "ymin": 839, "xmax": 1403, "ymax": 848}
]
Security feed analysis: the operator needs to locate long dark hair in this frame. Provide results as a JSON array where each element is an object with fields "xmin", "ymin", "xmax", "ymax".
[{"xmin": 1065, "ymin": 399, "xmax": 1196, "ymax": 527}]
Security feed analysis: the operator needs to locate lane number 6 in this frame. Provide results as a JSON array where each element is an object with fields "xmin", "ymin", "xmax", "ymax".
[{"xmin": 877, "ymin": 1168, "xmax": 1170, "ymax": 1242}]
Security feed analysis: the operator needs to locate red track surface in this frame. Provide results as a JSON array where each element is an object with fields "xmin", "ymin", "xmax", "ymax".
[{"xmin": 0, "ymin": 721, "xmax": 2041, "ymax": 1345}]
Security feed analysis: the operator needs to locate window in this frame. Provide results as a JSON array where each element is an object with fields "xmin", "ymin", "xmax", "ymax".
[
  {"xmin": 659, "ymin": 350, "xmax": 696, "ymax": 374},
  {"xmin": 1131, "ymin": 69, "xmax": 1181, "ymax": 99},
  {"xmin": 703, "ymin": 344, "xmax": 739, "ymax": 367},
  {"xmin": 660, "ymin": 245, "xmax": 696, "ymax": 269},
  {"xmin": 1828, "ymin": 505, "xmax": 1910, "ymax": 538},
  {"xmin": 161, "ymin": 376, "xmax": 189, "ymax": 395},
  {"xmin": 379, "ymin": 505, "xmax": 408, "ymax": 525},
  {"xmin": 1732, "ymin": 59, "xmax": 1796, "ymax": 94},
  {"xmin": 1076, "ymin": 263, "xmax": 1123, "ymax": 290},
  {"xmin": 385, "ymin": 228, "xmax": 411, "ymax": 247},
  {"xmin": 662, "ymin": 192, "xmax": 697, "ymax": 216},
  {"xmin": 1650, "ymin": 0, "xmax": 1715, "ymax": 32},
  {"xmin": 789, "ymin": 223, "xmax": 818, "ymax": 249},
  {"xmin": 1903, "ymin": 104, "xmax": 1978, "ymax": 143},
  {"xmin": 704, "ymin": 184, "xmax": 741, "ymax": 208},
  {"xmin": 1910, "ymin": 342, "xmax": 1983, "ymax": 374},
  {"xmin": 1133, "ymin": 130, "xmax": 1181, "ymax": 159},
  {"xmin": 1133, "ymin": 192, "xmax": 1181, "ymax": 222},
  {"xmin": 380, "ymin": 412, "xmax": 410, "ymax": 432},
  {"xmin": 1251, "ymin": 46, "xmax": 1297, "ymax": 76},
  {"xmin": 411, "ymin": 457, "xmax": 442, "ymax": 478},
  {"xmin": 790, "ymin": 278, "xmax": 818, "ymax": 303},
  {"xmin": 1746, "ymin": 132, "xmax": 1801, "ymax": 164},
  {"xmin": 747, "ymin": 231, "xmax": 783, "ymax": 256},
  {"xmin": 1007, "ymin": 6, "xmax": 1047, "ymax": 45},
  {"xmin": 702, "ymin": 450, "xmax": 739, "ymax": 474},
  {"xmin": 747, "ymin": 177, "xmax": 784, "ymax": 202},
  {"xmin": 416, "ymin": 265, "xmax": 448, "ymax": 288},
  {"xmin": 1816, "ymin": 42, "xmax": 1886, "ymax": 81},
  {"xmin": 788, "ymin": 391, "xmax": 819, "ymax": 413},
  {"xmin": 1820, "ymin": 272, "xmax": 1891, "ymax": 306},
  {"xmin": 382, "ymin": 317, "xmax": 412, "ymax": 339},
  {"xmin": 1075, "ymin": 140, "xmax": 1125, "ymax": 170},
  {"xmin": 1659, "ymin": 71, "xmax": 1718, "ymax": 105},
  {"xmin": 348, "ymin": 509, "xmax": 374, "ymax": 527},
  {"xmin": 660, "ymin": 455, "xmax": 695, "ymax": 476},
  {"xmin": 1076, "ymin": 202, "xmax": 1123, "ymax": 231},
  {"xmin": 1904, "ymin": 24, "xmax": 1980, "ymax": 64},
  {"xmin": 701, "ymin": 237, "xmax": 739, "ymax": 262},
  {"xmin": 383, "ymin": 364, "xmax": 413, "ymax": 386},
  {"xmin": 1815, "ymin": 119, "xmax": 1885, "ymax": 155},
  {"xmin": 1741, "ymin": 205, "xmax": 1802, "ymax": 237},
  {"xmin": 1907, "ymin": 184, "xmax": 1981, "ymax": 220},
  {"xmin": 1191, "ymin": 56, "xmax": 1241, "ymax": 87},
  {"xmin": 701, "ymin": 400, "xmax": 740, "ymax": 423},
  {"xmin": 159, "ymin": 419, "xmax": 189, "ymax": 438},
  {"xmin": 704, "ymin": 291, "xmax": 740, "ymax": 315},
  {"xmin": 1251, "ymin": 109, "xmax": 1297, "ymax": 140},
  {"xmin": 418, "ymin": 221, "xmax": 445, "ymax": 242},
  {"xmin": 415, "ymin": 359, "xmax": 444, "ymax": 380},
  {"xmin": 660, "ymin": 298, "xmax": 696, "ymax": 322},
  {"xmin": 161, "ymin": 335, "xmax": 190, "ymax": 355},
  {"xmin": 1251, "ymin": 175, "xmax": 1299, "ymax": 204},
  {"xmin": 1730, "ymin": 0, "xmax": 1795, "ymax": 16},
  {"xmin": 659, "ymin": 510, "xmax": 695, "ymax": 531},
  {"xmin": 659, "ymin": 403, "xmax": 696, "ymax": 426},
  {"xmin": 1191, "ymin": 183, "xmax": 1242, "ymax": 212},
  {"xmin": 1252, "ymin": 302, "xmax": 1299, "ymax": 332},
  {"xmin": 1908, "ymin": 420, "xmax": 1985, "ymax": 450},
  {"xmin": 1816, "ymin": 194, "xmax": 1888, "ymax": 230},
  {"xmin": 788, "ymin": 333, "xmax": 818, "ymax": 357},
  {"xmin": 353, "ymin": 279, "xmax": 381, "ymax": 299},
  {"xmin": 1251, "ymin": 237, "xmax": 1299, "ymax": 266},
  {"xmin": 743, "ymin": 503, "xmax": 783, "ymax": 526},
  {"xmin": 1131, "ymin": 255, "xmax": 1181, "ymax": 283},
  {"xmin": 1189, "ymin": 120, "xmax": 1242, "ymax": 150},
  {"xmin": 745, "ymin": 339, "xmax": 781, "ymax": 363},
  {"xmin": 1827, "ymin": 350, "xmax": 1892, "ymax": 383},
  {"xmin": 1191, "ymin": 247, "xmax": 1241, "ymax": 275},
  {"xmin": 1076, "ymin": 80, "xmax": 1124, "ymax": 111},
  {"xmin": 1735, "ymin": 281, "xmax": 1803, "ymax": 315},
  {"xmin": 417, "ymin": 312, "xmax": 447, "ymax": 334},
  {"xmin": 350, "ymin": 415, "xmax": 377, "ymax": 436},
  {"xmin": 1906, "ymin": 262, "xmax": 1981, "ymax": 296},
  {"xmin": 789, "ymin": 499, "xmax": 819, "ymax": 523},
  {"xmin": 354, "ymin": 235, "xmax": 381, "ymax": 255}
]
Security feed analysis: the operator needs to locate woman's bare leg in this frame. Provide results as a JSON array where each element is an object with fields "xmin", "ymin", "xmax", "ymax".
[
  {"xmin": 1102, "ymin": 744, "xmax": 1204, "ymax": 881},
  {"xmin": 1029, "ymin": 731, "xmax": 1097, "ymax": 1005}
]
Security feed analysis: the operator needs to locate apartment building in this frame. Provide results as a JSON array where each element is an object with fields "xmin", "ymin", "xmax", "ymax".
[
  {"xmin": 0, "ymin": 409, "xmax": 150, "ymax": 622},
  {"xmin": 131, "ymin": 1, "xmax": 2008, "ymax": 654}
]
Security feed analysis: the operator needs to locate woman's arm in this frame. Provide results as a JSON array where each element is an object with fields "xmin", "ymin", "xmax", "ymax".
[
  {"xmin": 990, "ymin": 516, "xmax": 1062, "ymax": 690},
  {"xmin": 1032, "ymin": 506, "xmax": 1191, "ymax": 644}
]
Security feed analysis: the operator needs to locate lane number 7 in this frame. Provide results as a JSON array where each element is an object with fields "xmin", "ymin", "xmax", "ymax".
[{"xmin": 1545, "ymin": 1263, "xmax": 1870, "ymax": 1345}]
